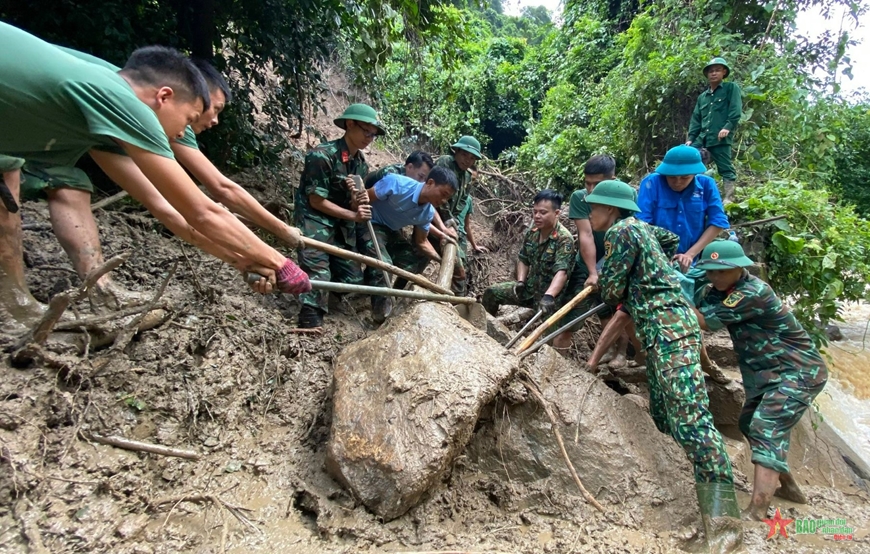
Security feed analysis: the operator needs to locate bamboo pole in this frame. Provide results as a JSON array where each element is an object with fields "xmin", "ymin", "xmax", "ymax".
[
  {"xmin": 351, "ymin": 175, "xmax": 392, "ymax": 287},
  {"xmin": 515, "ymin": 287, "xmax": 594, "ymax": 353},
  {"xmin": 310, "ymin": 280, "xmax": 475, "ymax": 304},
  {"xmin": 230, "ymin": 213, "xmax": 451, "ymax": 295},
  {"xmin": 436, "ymin": 241, "xmax": 457, "ymax": 290},
  {"xmin": 519, "ymin": 303, "xmax": 608, "ymax": 360},
  {"xmin": 300, "ymin": 238, "xmax": 452, "ymax": 295}
]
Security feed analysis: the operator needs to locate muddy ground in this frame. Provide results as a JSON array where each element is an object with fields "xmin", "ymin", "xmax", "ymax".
[{"xmin": 3, "ymin": 102, "xmax": 870, "ymax": 553}]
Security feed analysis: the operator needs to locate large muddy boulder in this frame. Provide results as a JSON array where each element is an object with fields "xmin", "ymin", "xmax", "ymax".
[
  {"xmin": 326, "ymin": 302, "xmax": 518, "ymax": 520},
  {"xmin": 466, "ymin": 346, "xmax": 702, "ymax": 530}
]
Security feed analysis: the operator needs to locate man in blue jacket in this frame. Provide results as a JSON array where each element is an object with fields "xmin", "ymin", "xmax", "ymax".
[{"xmin": 637, "ymin": 145, "xmax": 730, "ymax": 276}]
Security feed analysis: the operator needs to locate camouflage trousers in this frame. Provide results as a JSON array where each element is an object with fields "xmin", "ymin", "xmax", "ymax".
[
  {"xmin": 646, "ymin": 328, "xmax": 734, "ymax": 484},
  {"xmin": 739, "ymin": 383, "xmax": 824, "ymax": 474},
  {"xmin": 482, "ymin": 281, "xmax": 537, "ymax": 316},
  {"xmin": 297, "ymin": 218, "xmax": 362, "ymax": 313},
  {"xmin": 482, "ymin": 281, "xmax": 574, "ymax": 332},
  {"xmin": 357, "ymin": 223, "xmax": 430, "ymax": 288}
]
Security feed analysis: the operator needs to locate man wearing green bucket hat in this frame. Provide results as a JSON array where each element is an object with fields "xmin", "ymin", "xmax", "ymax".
[
  {"xmin": 693, "ymin": 240, "xmax": 828, "ymax": 521},
  {"xmin": 294, "ymin": 103, "xmax": 385, "ymax": 328},
  {"xmin": 686, "ymin": 57, "xmax": 742, "ymax": 200},
  {"xmin": 434, "ymin": 135, "xmax": 487, "ymax": 294},
  {"xmin": 586, "ymin": 180, "xmax": 743, "ymax": 552}
]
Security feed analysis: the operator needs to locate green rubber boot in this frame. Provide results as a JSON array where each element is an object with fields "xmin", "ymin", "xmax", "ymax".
[{"xmin": 696, "ymin": 482, "xmax": 744, "ymax": 554}]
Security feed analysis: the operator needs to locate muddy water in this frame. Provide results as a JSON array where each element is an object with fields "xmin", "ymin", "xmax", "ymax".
[{"xmin": 819, "ymin": 302, "xmax": 870, "ymax": 468}]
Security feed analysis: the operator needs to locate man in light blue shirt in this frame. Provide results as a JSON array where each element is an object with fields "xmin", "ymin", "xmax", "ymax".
[
  {"xmin": 359, "ymin": 167, "xmax": 458, "ymax": 322},
  {"xmin": 637, "ymin": 145, "xmax": 730, "ymax": 273}
]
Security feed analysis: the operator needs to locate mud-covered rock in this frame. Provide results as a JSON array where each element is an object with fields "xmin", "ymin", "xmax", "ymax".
[
  {"xmin": 326, "ymin": 302, "xmax": 518, "ymax": 520},
  {"xmin": 466, "ymin": 346, "xmax": 702, "ymax": 530}
]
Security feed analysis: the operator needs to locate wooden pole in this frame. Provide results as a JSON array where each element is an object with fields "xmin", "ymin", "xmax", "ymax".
[
  {"xmin": 515, "ymin": 287, "xmax": 594, "ymax": 353},
  {"xmin": 436, "ymin": 241, "xmax": 457, "ymax": 290},
  {"xmin": 310, "ymin": 280, "xmax": 475, "ymax": 304},
  {"xmin": 351, "ymin": 175, "xmax": 392, "ymax": 287},
  {"xmin": 302, "ymin": 237, "xmax": 453, "ymax": 295}
]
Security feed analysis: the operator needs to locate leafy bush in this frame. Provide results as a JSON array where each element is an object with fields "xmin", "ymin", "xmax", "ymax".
[{"xmin": 728, "ymin": 180, "xmax": 870, "ymax": 341}]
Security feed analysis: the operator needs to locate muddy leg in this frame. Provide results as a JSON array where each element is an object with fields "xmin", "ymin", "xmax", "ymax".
[
  {"xmin": 46, "ymin": 187, "xmax": 145, "ymax": 309},
  {"xmin": 744, "ymin": 464, "xmax": 779, "ymax": 521},
  {"xmin": 774, "ymin": 471, "xmax": 807, "ymax": 504},
  {"xmin": 588, "ymin": 311, "xmax": 630, "ymax": 371},
  {"xmin": 552, "ymin": 329, "xmax": 573, "ymax": 352},
  {"xmin": 0, "ymin": 168, "xmax": 46, "ymax": 332}
]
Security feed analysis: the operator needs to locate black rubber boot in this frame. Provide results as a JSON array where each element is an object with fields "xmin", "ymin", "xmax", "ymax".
[
  {"xmin": 371, "ymin": 296, "xmax": 393, "ymax": 324},
  {"xmin": 298, "ymin": 305, "xmax": 324, "ymax": 328}
]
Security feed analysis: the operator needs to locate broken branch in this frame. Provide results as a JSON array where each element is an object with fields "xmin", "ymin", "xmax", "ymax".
[
  {"xmin": 91, "ymin": 190, "xmax": 129, "ymax": 211},
  {"xmin": 11, "ymin": 253, "xmax": 131, "ymax": 361},
  {"xmin": 82, "ymin": 432, "xmax": 200, "ymax": 460},
  {"xmin": 518, "ymin": 372, "xmax": 607, "ymax": 514}
]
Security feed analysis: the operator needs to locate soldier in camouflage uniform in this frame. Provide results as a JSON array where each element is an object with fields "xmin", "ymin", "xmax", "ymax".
[
  {"xmin": 693, "ymin": 240, "xmax": 828, "ymax": 521},
  {"xmin": 586, "ymin": 181, "xmax": 742, "ymax": 552},
  {"xmin": 363, "ymin": 151, "xmax": 434, "ymax": 188},
  {"xmin": 295, "ymin": 104, "xmax": 385, "ymax": 328},
  {"xmin": 434, "ymin": 136, "xmax": 487, "ymax": 294},
  {"xmin": 482, "ymin": 190, "xmax": 575, "ymax": 343}
]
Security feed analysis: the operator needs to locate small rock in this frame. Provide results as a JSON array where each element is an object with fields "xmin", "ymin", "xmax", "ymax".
[
  {"xmin": 115, "ymin": 514, "xmax": 149, "ymax": 539},
  {"xmin": 825, "ymin": 324, "xmax": 844, "ymax": 341},
  {"xmin": 225, "ymin": 461, "xmax": 242, "ymax": 473},
  {"xmin": 203, "ymin": 436, "xmax": 219, "ymax": 447}
]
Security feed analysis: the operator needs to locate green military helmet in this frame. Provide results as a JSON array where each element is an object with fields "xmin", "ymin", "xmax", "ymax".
[
  {"xmin": 334, "ymin": 103, "xmax": 386, "ymax": 135},
  {"xmin": 451, "ymin": 135, "xmax": 482, "ymax": 159},
  {"xmin": 703, "ymin": 57, "xmax": 731, "ymax": 78},
  {"xmin": 656, "ymin": 145, "xmax": 707, "ymax": 176},
  {"xmin": 695, "ymin": 239, "xmax": 754, "ymax": 270},
  {"xmin": 585, "ymin": 180, "xmax": 640, "ymax": 212}
]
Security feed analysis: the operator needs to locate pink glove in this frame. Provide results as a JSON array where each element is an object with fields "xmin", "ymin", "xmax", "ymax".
[{"xmin": 275, "ymin": 259, "xmax": 311, "ymax": 295}]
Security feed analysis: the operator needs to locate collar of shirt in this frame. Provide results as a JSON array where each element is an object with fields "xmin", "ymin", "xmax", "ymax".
[
  {"xmin": 411, "ymin": 181, "xmax": 425, "ymax": 205},
  {"xmin": 530, "ymin": 226, "xmax": 559, "ymax": 240},
  {"xmin": 337, "ymin": 137, "xmax": 361, "ymax": 163}
]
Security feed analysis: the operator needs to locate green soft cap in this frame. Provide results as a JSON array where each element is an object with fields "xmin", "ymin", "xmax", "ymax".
[
  {"xmin": 334, "ymin": 103, "xmax": 386, "ymax": 135},
  {"xmin": 585, "ymin": 180, "xmax": 640, "ymax": 212},
  {"xmin": 695, "ymin": 239, "xmax": 754, "ymax": 270},
  {"xmin": 703, "ymin": 57, "xmax": 731, "ymax": 78},
  {"xmin": 451, "ymin": 135, "xmax": 482, "ymax": 159}
]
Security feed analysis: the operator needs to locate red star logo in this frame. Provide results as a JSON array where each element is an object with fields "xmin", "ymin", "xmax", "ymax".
[{"xmin": 762, "ymin": 508, "xmax": 795, "ymax": 539}]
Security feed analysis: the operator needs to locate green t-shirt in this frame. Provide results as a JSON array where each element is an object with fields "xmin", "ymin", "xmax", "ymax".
[
  {"xmin": 0, "ymin": 23, "xmax": 174, "ymax": 166},
  {"xmin": 174, "ymin": 126, "xmax": 199, "ymax": 150},
  {"xmin": 57, "ymin": 45, "xmax": 200, "ymax": 153},
  {"xmin": 568, "ymin": 189, "xmax": 607, "ymax": 263}
]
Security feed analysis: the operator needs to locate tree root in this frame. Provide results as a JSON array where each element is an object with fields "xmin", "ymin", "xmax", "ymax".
[{"xmin": 517, "ymin": 370, "xmax": 607, "ymax": 514}]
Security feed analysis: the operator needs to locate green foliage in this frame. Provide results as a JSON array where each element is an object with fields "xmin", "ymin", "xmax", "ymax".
[
  {"xmin": 727, "ymin": 181, "xmax": 870, "ymax": 340},
  {"xmin": 372, "ymin": 4, "xmax": 556, "ymax": 157},
  {"xmin": 1, "ymin": 0, "xmax": 465, "ymax": 170}
]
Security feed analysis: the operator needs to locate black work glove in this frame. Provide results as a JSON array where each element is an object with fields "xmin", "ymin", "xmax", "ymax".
[
  {"xmin": 539, "ymin": 294, "xmax": 556, "ymax": 315},
  {"xmin": 513, "ymin": 281, "xmax": 526, "ymax": 298}
]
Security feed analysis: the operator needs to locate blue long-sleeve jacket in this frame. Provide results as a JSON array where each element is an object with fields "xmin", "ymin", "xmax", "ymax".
[{"xmin": 636, "ymin": 173, "xmax": 729, "ymax": 256}]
